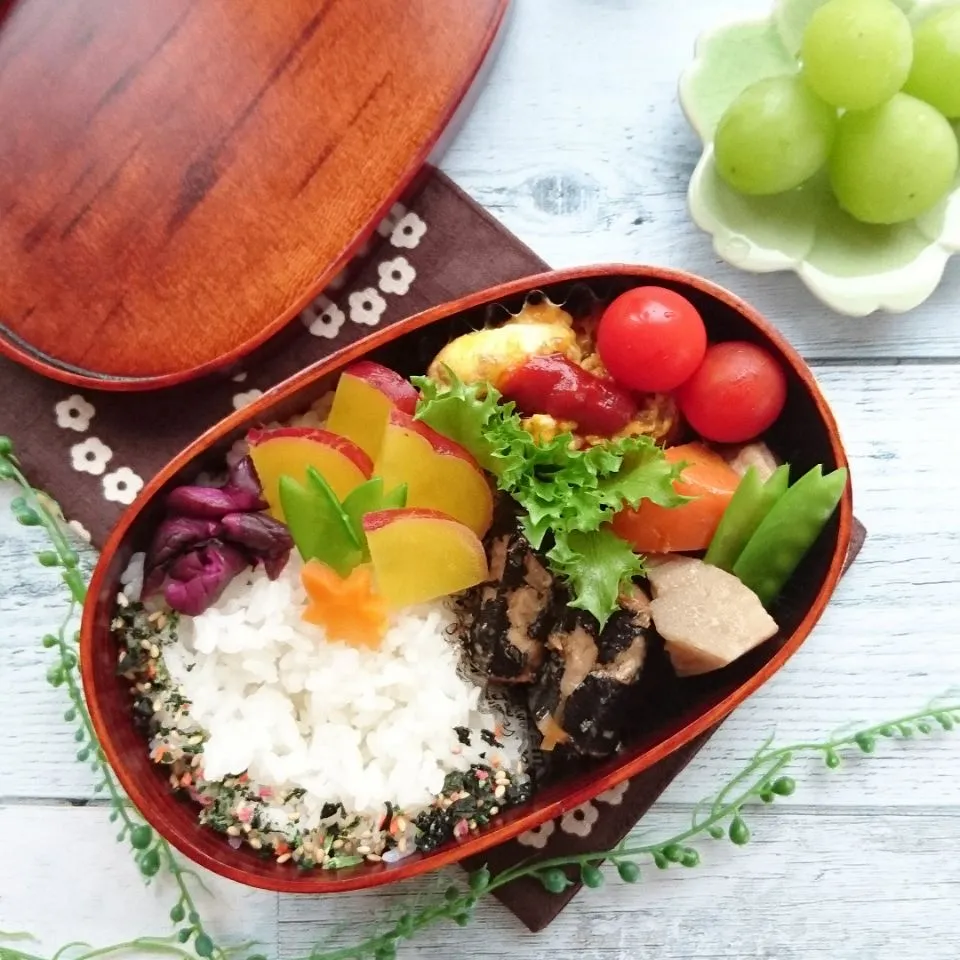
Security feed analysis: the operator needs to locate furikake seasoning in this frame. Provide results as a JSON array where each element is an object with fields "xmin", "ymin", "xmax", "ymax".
[{"xmin": 111, "ymin": 598, "xmax": 532, "ymax": 871}]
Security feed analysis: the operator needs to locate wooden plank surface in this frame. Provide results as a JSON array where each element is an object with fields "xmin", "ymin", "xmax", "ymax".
[
  {"xmin": 441, "ymin": 0, "xmax": 960, "ymax": 359},
  {"xmin": 2, "ymin": 0, "xmax": 960, "ymax": 956},
  {"xmin": 3, "ymin": 364, "xmax": 960, "ymax": 806}
]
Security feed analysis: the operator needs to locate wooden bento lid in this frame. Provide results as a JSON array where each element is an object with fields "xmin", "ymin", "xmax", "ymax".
[{"xmin": 0, "ymin": 0, "xmax": 508, "ymax": 389}]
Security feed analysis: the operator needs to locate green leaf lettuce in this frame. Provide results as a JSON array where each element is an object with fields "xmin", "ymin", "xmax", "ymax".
[{"xmin": 414, "ymin": 372, "xmax": 687, "ymax": 627}]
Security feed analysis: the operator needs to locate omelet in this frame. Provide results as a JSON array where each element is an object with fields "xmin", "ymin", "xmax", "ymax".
[
  {"xmin": 427, "ymin": 303, "xmax": 680, "ymax": 448},
  {"xmin": 427, "ymin": 322, "xmax": 581, "ymax": 390}
]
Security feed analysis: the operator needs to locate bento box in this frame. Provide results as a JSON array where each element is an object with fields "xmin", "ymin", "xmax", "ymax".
[{"xmin": 81, "ymin": 265, "xmax": 853, "ymax": 893}]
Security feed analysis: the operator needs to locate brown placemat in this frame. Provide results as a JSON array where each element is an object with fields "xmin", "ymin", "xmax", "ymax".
[
  {"xmin": 0, "ymin": 166, "xmax": 867, "ymax": 930},
  {"xmin": 467, "ymin": 517, "xmax": 865, "ymax": 931}
]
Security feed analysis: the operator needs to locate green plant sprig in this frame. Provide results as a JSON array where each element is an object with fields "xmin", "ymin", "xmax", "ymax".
[
  {"xmin": 287, "ymin": 698, "xmax": 960, "ymax": 960},
  {"xmin": 0, "ymin": 439, "xmax": 231, "ymax": 960},
  {"xmin": 0, "ymin": 934, "xmax": 233, "ymax": 960},
  {"xmin": 0, "ymin": 438, "xmax": 85, "ymax": 605},
  {"xmin": 2, "ymin": 434, "xmax": 959, "ymax": 960}
]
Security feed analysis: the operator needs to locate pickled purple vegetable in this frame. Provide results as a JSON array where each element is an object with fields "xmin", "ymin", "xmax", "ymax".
[
  {"xmin": 146, "ymin": 454, "xmax": 290, "ymax": 610},
  {"xmin": 220, "ymin": 512, "xmax": 292, "ymax": 580},
  {"xmin": 147, "ymin": 516, "xmax": 222, "ymax": 569},
  {"xmin": 164, "ymin": 542, "xmax": 249, "ymax": 616}
]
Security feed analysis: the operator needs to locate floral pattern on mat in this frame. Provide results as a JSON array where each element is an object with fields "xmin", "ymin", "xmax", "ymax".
[
  {"xmin": 378, "ymin": 256, "xmax": 416, "ymax": 295},
  {"xmin": 302, "ymin": 296, "xmax": 347, "ymax": 340},
  {"xmin": 390, "ymin": 211, "xmax": 428, "ymax": 249},
  {"xmin": 55, "ymin": 395, "xmax": 95, "ymax": 432},
  {"xmin": 348, "ymin": 288, "xmax": 388, "ymax": 326},
  {"xmin": 517, "ymin": 779, "xmax": 633, "ymax": 847},
  {"xmin": 232, "ymin": 389, "xmax": 265, "ymax": 411},
  {"xmin": 102, "ymin": 467, "xmax": 144, "ymax": 505},
  {"xmin": 70, "ymin": 438, "xmax": 112, "ymax": 476}
]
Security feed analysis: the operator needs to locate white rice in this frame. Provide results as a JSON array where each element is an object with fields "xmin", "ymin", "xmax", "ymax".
[
  {"xmin": 131, "ymin": 390, "xmax": 527, "ymax": 854},
  {"xmin": 160, "ymin": 554, "xmax": 524, "ymax": 826},
  {"xmin": 119, "ymin": 552, "xmax": 145, "ymax": 604}
]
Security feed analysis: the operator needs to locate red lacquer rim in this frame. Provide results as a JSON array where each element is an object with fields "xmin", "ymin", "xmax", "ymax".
[
  {"xmin": 81, "ymin": 264, "xmax": 853, "ymax": 894},
  {"xmin": 0, "ymin": 0, "xmax": 511, "ymax": 391}
]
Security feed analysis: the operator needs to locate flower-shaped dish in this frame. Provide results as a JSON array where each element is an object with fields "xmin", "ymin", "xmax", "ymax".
[{"xmin": 679, "ymin": 0, "xmax": 960, "ymax": 316}]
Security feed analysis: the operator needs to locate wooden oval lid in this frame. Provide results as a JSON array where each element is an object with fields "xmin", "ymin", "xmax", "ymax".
[{"xmin": 0, "ymin": 0, "xmax": 508, "ymax": 389}]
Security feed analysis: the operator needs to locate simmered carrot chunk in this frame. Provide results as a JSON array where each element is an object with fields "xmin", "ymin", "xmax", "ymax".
[
  {"xmin": 301, "ymin": 560, "xmax": 388, "ymax": 648},
  {"xmin": 611, "ymin": 443, "xmax": 741, "ymax": 554}
]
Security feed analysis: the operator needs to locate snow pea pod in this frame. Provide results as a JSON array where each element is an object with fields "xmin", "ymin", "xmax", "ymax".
[
  {"xmin": 705, "ymin": 463, "xmax": 790, "ymax": 572},
  {"xmin": 279, "ymin": 468, "xmax": 361, "ymax": 576},
  {"xmin": 341, "ymin": 478, "xmax": 408, "ymax": 561},
  {"xmin": 733, "ymin": 464, "xmax": 848, "ymax": 608}
]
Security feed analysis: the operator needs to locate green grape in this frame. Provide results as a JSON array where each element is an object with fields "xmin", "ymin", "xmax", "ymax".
[
  {"xmin": 829, "ymin": 93, "xmax": 959, "ymax": 224},
  {"xmin": 904, "ymin": 8, "xmax": 960, "ymax": 119},
  {"xmin": 714, "ymin": 76, "xmax": 837, "ymax": 196},
  {"xmin": 801, "ymin": 0, "xmax": 913, "ymax": 110}
]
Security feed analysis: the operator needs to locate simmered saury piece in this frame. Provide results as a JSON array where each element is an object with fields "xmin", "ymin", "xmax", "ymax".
[
  {"xmin": 529, "ymin": 586, "xmax": 651, "ymax": 758},
  {"xmin": 463, "ymin": 511, "xmax": 554, "ymax": 683},
  {"xmin": 646, "ymin": 556, "xmax": 778, "ymax": 677}
]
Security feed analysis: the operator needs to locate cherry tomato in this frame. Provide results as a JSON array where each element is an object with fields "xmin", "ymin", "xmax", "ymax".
[
  {"xmin": 596, "ymin": 287, "xmax": 707, "ymax": 393},
  {"xmin": 676, "ymin": 341, "xmax": 788, "ymax": 443}
]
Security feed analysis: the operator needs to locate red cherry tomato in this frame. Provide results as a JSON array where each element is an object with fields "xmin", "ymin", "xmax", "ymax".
[
  {"xmin": 596, "ymin": 287, "xmax": 707, "ymax": 393},
  {"xmin": 676, "ymin": 341, "xmax": 788, "ymax": 443}
]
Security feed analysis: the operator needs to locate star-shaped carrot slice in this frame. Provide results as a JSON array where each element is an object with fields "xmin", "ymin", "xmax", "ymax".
[{"xmin": 300, "ymin": 559, "xmax": 388, "ymax": 648}]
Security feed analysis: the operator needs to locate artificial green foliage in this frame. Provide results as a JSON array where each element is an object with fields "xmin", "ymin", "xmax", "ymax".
[{"xmin": 0, "ymin": 436, "xmax": 957, "ymax": 960}]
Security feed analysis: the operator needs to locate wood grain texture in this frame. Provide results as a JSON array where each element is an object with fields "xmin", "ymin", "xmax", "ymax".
[
  {"xmin": 3, "ymin": 365, "xmax": 957, "ymax": 810},
  {"xmin": 0, "ymin": 806, "xmax": 278, "ymax": 954},
  {"xmin": 5, "ymin": 804, "xmax": 960, "ymax": 960},
  {"xmin": 280, "ymin": 807, "xmax": 960, "ymax": 960},
  {"xmin": 0, "ymin": 0, "xmax": 507, "ymax": 386}
]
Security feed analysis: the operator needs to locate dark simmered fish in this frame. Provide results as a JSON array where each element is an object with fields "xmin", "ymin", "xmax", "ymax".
[
  {"xmin": 462, "ymin": 510, "xmax": 554, "ymax": 684},
  {"xmin": 529, "ymin": 586, "xmax": 652, "ymax": 758},
  {"xmin": 460, "ymin": 502, "xmax": 652, "ymax": 756}
]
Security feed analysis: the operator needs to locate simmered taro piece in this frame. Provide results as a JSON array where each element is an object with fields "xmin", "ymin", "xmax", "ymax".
[
  {"xmin": 461, "ymin": 509, "xmax": 555, "ymax": 684},
  {"xmin": 530, "ymin": 586, "xmax": 652, "ymax": 758}
]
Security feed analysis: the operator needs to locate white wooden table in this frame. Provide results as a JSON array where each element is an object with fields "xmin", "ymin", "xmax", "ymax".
[{"xmin": 3, "ymin": 1, "xmax": 960, "ymax": 957}]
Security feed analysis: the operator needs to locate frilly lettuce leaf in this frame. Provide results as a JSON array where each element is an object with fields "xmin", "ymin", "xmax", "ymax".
[
  {"xmin": 411, "ymin": 372, "xmax": 515, "ymax": 478},
  {"xmin": 546, "ymin": 528, "xmax": 647, "ymax": 624},
  {"xmin": 413, "ymin": 372, "xmax": 687, "ymax": 627}
]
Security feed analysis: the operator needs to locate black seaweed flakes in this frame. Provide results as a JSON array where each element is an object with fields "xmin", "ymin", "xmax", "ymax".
[
  {"xmin": 413, "ymin": 763, "xmax": 525, "ymax": 854},
  {"xmin": 480, "ymin": 729, "xmax": 504, "ymax": 748}
]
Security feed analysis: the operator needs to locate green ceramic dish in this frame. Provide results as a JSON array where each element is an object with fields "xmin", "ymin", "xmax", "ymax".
[{"xmin": 679, "ymin": 0, "xmax": 960, "ymax": 317}]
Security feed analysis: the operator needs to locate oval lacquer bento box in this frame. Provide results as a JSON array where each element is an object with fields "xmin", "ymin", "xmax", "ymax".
[{"xmin": 80, "ymin": 265, "xmax": 853, "ymax": 894}]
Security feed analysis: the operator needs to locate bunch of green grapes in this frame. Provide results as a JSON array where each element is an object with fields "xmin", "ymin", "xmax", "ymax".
[{"xmin": 713, "ymin": 0, "xmax": 960, "ymax": 226}]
